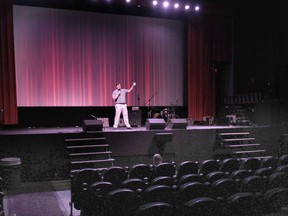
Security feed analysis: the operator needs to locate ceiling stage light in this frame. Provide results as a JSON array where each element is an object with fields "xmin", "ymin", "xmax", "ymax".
[
  {"xmin": 163, "ymin": 1, "xmax": 169, "ymax": 8},
  {"xmin": 174, "ymin": 3, "xmax": 179, "ymax": 9},
  {"xmin": 152, "ymin": 0, "xmax": 158, "ymax": 6},
  {"xmin": 184, "ymin": 4, "xmax": 190, "ymax": 10},
  {"xmin": 195, "ymin": 5, "xmax": 200, "ymax": 11}
]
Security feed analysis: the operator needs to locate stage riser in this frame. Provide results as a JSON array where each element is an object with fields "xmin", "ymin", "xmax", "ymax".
[{"xmin": 0, "ymin": 125, "xmax": 287, "ymax": 182}]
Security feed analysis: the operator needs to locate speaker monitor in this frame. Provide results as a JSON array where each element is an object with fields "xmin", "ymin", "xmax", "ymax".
[
  {"xmin": 82, "ymin": 120, "xmax": 103, "ymax": 132},
  {"xmin": 146, "ymin": 119, "xmax": 166, "ymax": 130},
  {"xmin": 166, "ymin": 118, "xmax": 188, "ymax": 129},
  {"xmin": 128, "ymin": 110, "xmax": 142, "ymax": 127}
]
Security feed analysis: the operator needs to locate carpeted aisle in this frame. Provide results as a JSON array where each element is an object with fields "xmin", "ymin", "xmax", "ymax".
[{"xmin": 6, "ymin": 191, "xmax": 67, "ymax": 216}]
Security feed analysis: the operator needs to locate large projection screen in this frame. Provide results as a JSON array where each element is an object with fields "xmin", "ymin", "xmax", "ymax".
[{"xmin": 13, "ymin": 5, "xmax": 185, "ymax": 107}]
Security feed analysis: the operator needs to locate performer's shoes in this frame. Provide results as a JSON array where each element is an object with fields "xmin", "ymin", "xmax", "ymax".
[{"xmin": 113, "ymin": 127, "xmax": 117, "ymax": 130}]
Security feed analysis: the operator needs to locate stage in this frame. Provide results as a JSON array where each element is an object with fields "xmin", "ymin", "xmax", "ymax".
[{"xmin": 0, "ymin": 124, "xmax": 288, "ymax": 182}]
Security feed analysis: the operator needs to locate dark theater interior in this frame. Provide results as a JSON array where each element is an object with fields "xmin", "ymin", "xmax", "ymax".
[{"xmin": 1, "ymin": 0, "xmax": 288, "ymax": 215}]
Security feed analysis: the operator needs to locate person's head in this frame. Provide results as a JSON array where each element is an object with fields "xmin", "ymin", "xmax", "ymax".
[
  {"xmin": 153, "ymin": 154, "xmax": 163, "ymax": 166},
  {"xmin": 116, "ymin": 83, "xmax": 121, "ymax": 90}
]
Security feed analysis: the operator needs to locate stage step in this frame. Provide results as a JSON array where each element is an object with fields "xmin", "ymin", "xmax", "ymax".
[
  {"xmin": 67, "ymin": 144, "xmax": 109, "ymax": 149},
  {"xmin": 233, "ymin": 149, "xmax": 266, "ymax": 154},
  {"xmin": 65, "ymin": 137, "xmax": 106, "ymax": 142},
  {"xmin": 219, "ymin": 132, "xmax": 250, "ymax": 136},
  {"xmin": 226, "ymin": 143, "xmax": 260, "ymax": 148},
  {"xmin": 66, "ymin": 135, "xmax": 115, "ymax": 171},
  {"xmin": 222, "ymin": 138, "xmax": 255, "ymax": 142},
  {"xmin": 214, "ymin": 130, "xmax": 268, "ymax": 159},
  {"xmin": 69, "ymin": 151, "xmax": 112, "ymax": 157},
  {"xmin": 70, "ymin": 158, "xmax": 115, "ymax": 165}
]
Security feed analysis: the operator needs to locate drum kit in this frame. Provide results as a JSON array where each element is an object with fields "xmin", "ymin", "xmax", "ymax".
[{"xmin": 148, "ymin": 106, "xmax": 177, "ymax": 122}]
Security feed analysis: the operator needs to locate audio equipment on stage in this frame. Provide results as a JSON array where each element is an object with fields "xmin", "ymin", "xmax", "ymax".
[
  {"xmin": 166, "ymin": 118, "xmax": 188, "ymax": 129},
  {"xmin": 82, "ymin": 119, "xmax": 103, "ymax": 132},
  {"xmin": 129, "ymin": 110, "xmax": 142, "ymax": 127},
  {"xmin": 146, "ymin": 118, "xmax": 166, "ymax": 130}
]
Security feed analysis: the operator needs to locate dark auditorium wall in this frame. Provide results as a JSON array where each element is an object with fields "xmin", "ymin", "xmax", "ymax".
[{"xmin": 233, "ymin": 0, "xmax": 288, "ymax": 124}]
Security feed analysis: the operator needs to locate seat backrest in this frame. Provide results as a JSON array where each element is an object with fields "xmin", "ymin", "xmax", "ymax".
[
  {"xmin": 105, "ymin": 188, "xmax": 141, "ymax": 216},
  {"xmin": 240, "ymin": 158, "xmax": 261, "ymax": 171},
  {"xmin": 241, "ymin": 175, "xmax": 268, "ymax": 194},
  {"xmin": 275, "ymin": 165, "xmax": 288, "ymax": 174},
  {"xmin": 264, "ymin": 187, "xmax": 288, "ymax": 214},
  {"xmin": 205, "ymin": 171, "xmax": 228, "ymax": 183},
  {"xmin": 254, "ymin": 167, "xmax": 274, "ymax": 177},
  {"xmin": 129, "ymin": 164, "xmax": 152, "ymax": 180},
  {"xmin": 269, "ymin": 172, "xmax": 288, "ymax": 189},
  {"xmin": 260, "ymin": 157, "xmax": 278, "ymax": 169},
  {"xmin": 144, "ymin": 185, "xmax": 174, "ymax": 204},
  {"xmin": 227, "ymin": 192, "xmax": 262, "ymax": 216},
  {"xmin": 179, "ymin": 174, "xmax": 203, "ymax": 185},
  {"xmin": 230, "ymin": 169, "xmax": 253, "ymax": 181},
  {"xmin": 279, "ymin": 155, "xmax": 288, "ymax": 166},
  {"xmin": 154, "ymin": 163, "xmax": 176, "ymax": 178},
  {"xmin": 183, "ymin": 197, "xmax": 226, "ymax": 216},
  {"xmin": 212, "ymin": 178, "xmax": 240, "ymax": 199},
  {"xmin": 179, "ymin": 182, "xmax": 211, "ymax": 203},
  {"xmin": 103, "ymin": 166, "xmax": 128, "ymax": 186},
  {"xmin": 199, "ymin": 159, "xmax": 220, "ymax": 175},
  {"xmin": 177, "ymin": 161, "xmax": 199, "ymax": 178},
  {"xmin": 136, "ymin": 202, "xmax": 175, "ymax": 216},
  {"xmin": 151, "ymin": 176, "xmax": 174, "ymax": 187},
  {"xmin": 122, "ymin": 178, "xmax": 147, "ymax": 191},
  {"xmin": 220, "ymin": 158, "xmax": 240, "ymax": 173}
]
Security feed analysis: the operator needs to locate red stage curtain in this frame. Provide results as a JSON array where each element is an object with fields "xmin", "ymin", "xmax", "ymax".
[
  {"xmin": 0, "ymin": 0, "xmax": 18, "ymax": 125},
  {"xmin": 187, "ymin": 15, "xmax": 232, "ymax": 121}
]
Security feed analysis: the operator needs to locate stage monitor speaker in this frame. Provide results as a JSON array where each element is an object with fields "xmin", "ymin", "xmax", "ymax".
[
  {"xmin": 82, "ymin": 120, "xmax": 103, "ymax": 132},
  {"xmin": 128, "ymin": 110, "xmax": 142, "ymax": 127},
  {"xmin": 146, "ymin": 119, "xmax": 166, "ymax": 130},
  {"xmin": 166, "ymin": 118, "xmax": 188, "ymax": 129}
]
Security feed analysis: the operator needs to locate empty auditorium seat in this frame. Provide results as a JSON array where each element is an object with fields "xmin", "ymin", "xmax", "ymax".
[
  {"xmin": 122, "ymin": 178, "xmax": 147, "ymax": 191},
  {"xmin": 129, "ymin": 164, "xmax": 152, "ymax": 180},
  {"xmin": 154, "ymin": 163, "xmax": 176, "ymax": 178},
  {"xmin": 151, "ymin": 176, "xmax": 175, "ymax": 187},
  {"xmin": 230, "ymin": 169, "xmax": 253, "ymax": 181},
  {"xmin": 205, "ymin": 171, "xmax": 228, "ymax": 183},
  {"xmin": 136, "ymin": 202, "xmax": 176, "ymax": 216},
  {"xmin": 260, "ymin": 156, "xmax": 278, "ymax": 169},
  {"xmin": 219, "ymin": 158, "xmax": 240, "ymax": 173},
  {"xmin": 176, "ymin": 161, "xmax": 199, "ymax": 179},
  {"xmin": 183, "ymin": 197, "xmax": 227, "ymax": 216},
  {"xmin": 240, "ymin": 158, "xmax": 261, "ymax": 172},
  {"xmin": 269, "ymin": 172, "xmax": 288, "ymax": 189},
  {"xmin": 264, "ymin": 187, "xmax": 288, "ymax": 214},
  {"xmin": 212, "ymin": 178, "xmax": 240, "ymax": 199},
  {"xmin": 105, "ymin": 188, "xmax": 142, "ymax": 216},
  {"xmin": 144, "ymin": 185, "xmax": 174, "ymax": 204},
  {"xmin": 227, "ymin": 192, "xmax": 263, "ymax": 216},
  {"xmin": 241, "ymin": 175, "xmax": 268, "ymax": 194},
  {"xmin": 179, "ymin": 174, "xmax": 204, "ymax": 185},
  {"xmin": 102, "ymin": 166, "xmax": 128, "ymax": 186},
  {"xmin": 254, "ymin": 167, "xmax": 274, "ymax": 177},
  {"xmin": 198, "ymin": 159, "xmax": 220, "ymax": 175},
  {"xmin": 278, "ymin": 155, "xmax": 288, "ymax": 166},
  {"xmin": 178, "ymin": 182, "xmax": 211, "ymax": 204}
]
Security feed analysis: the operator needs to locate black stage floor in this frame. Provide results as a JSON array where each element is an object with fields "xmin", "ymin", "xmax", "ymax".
[{"xmin": 0, "ymin": 124, "xmax": 287, "ymax": 182}]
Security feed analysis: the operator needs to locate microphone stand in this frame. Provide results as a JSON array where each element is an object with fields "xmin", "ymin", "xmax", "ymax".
[{"xmin": 144, "ymin": 93, "xmax": 157, "ymax": 118}]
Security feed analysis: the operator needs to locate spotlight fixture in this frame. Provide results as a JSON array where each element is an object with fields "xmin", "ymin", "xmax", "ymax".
[
  {"xmin": 163, "ymin": 1, "xmax": 169, "ymax": 8},
  {"xmin": 184, "ymin": 4, "xmax": 190, "ymax": 10},
  {"xmin": 126, "ymin": 0, "xmax": 131, "ymax": 3},
  {"xmin": 195, "ymin": 5, "xmax": 200, "ymax": 11},
  {"xmin": 152, "ymin": 0, "xmax": 158, "ymax": 6},
  {"xmin": 174, "ymin": 3, "xmax": 179, "ymax": 9}
]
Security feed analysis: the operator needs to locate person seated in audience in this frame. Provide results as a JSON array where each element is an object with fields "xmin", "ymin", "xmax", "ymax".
[{"xmin": 153, "ymin": 154, "xmax": 163, "ymax": 166}]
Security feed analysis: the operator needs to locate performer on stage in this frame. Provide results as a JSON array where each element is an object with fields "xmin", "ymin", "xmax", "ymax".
[{"xmin": 112, "ymin": 82, "xmax": 136, "ymax": 129}]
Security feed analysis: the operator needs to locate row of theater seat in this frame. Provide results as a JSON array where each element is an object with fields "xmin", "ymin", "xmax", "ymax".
[
  {"xmin": 78, "ymin": 185, "xmax": 288, "ymax": 216},
  {"xmin": 0, "ymin": 177, "xmax": 3, "ymax": 215},
  {"xmin": 70, "ymin": 155, "xmax": 288, "ymax": 215}
]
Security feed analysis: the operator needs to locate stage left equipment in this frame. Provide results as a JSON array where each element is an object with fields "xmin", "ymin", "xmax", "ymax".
[{"xmin": 82, "ymin": 120, "xmax": 103, "ymax": 132}]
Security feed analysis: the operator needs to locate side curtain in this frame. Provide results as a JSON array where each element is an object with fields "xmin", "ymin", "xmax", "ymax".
[
  {"xmin": 0, "ymin": 0, "xmax": 18, "ymax": 125},
  {"xmin": 187, "ymin": 14, "xmax": 232, "ymax": 121}
]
